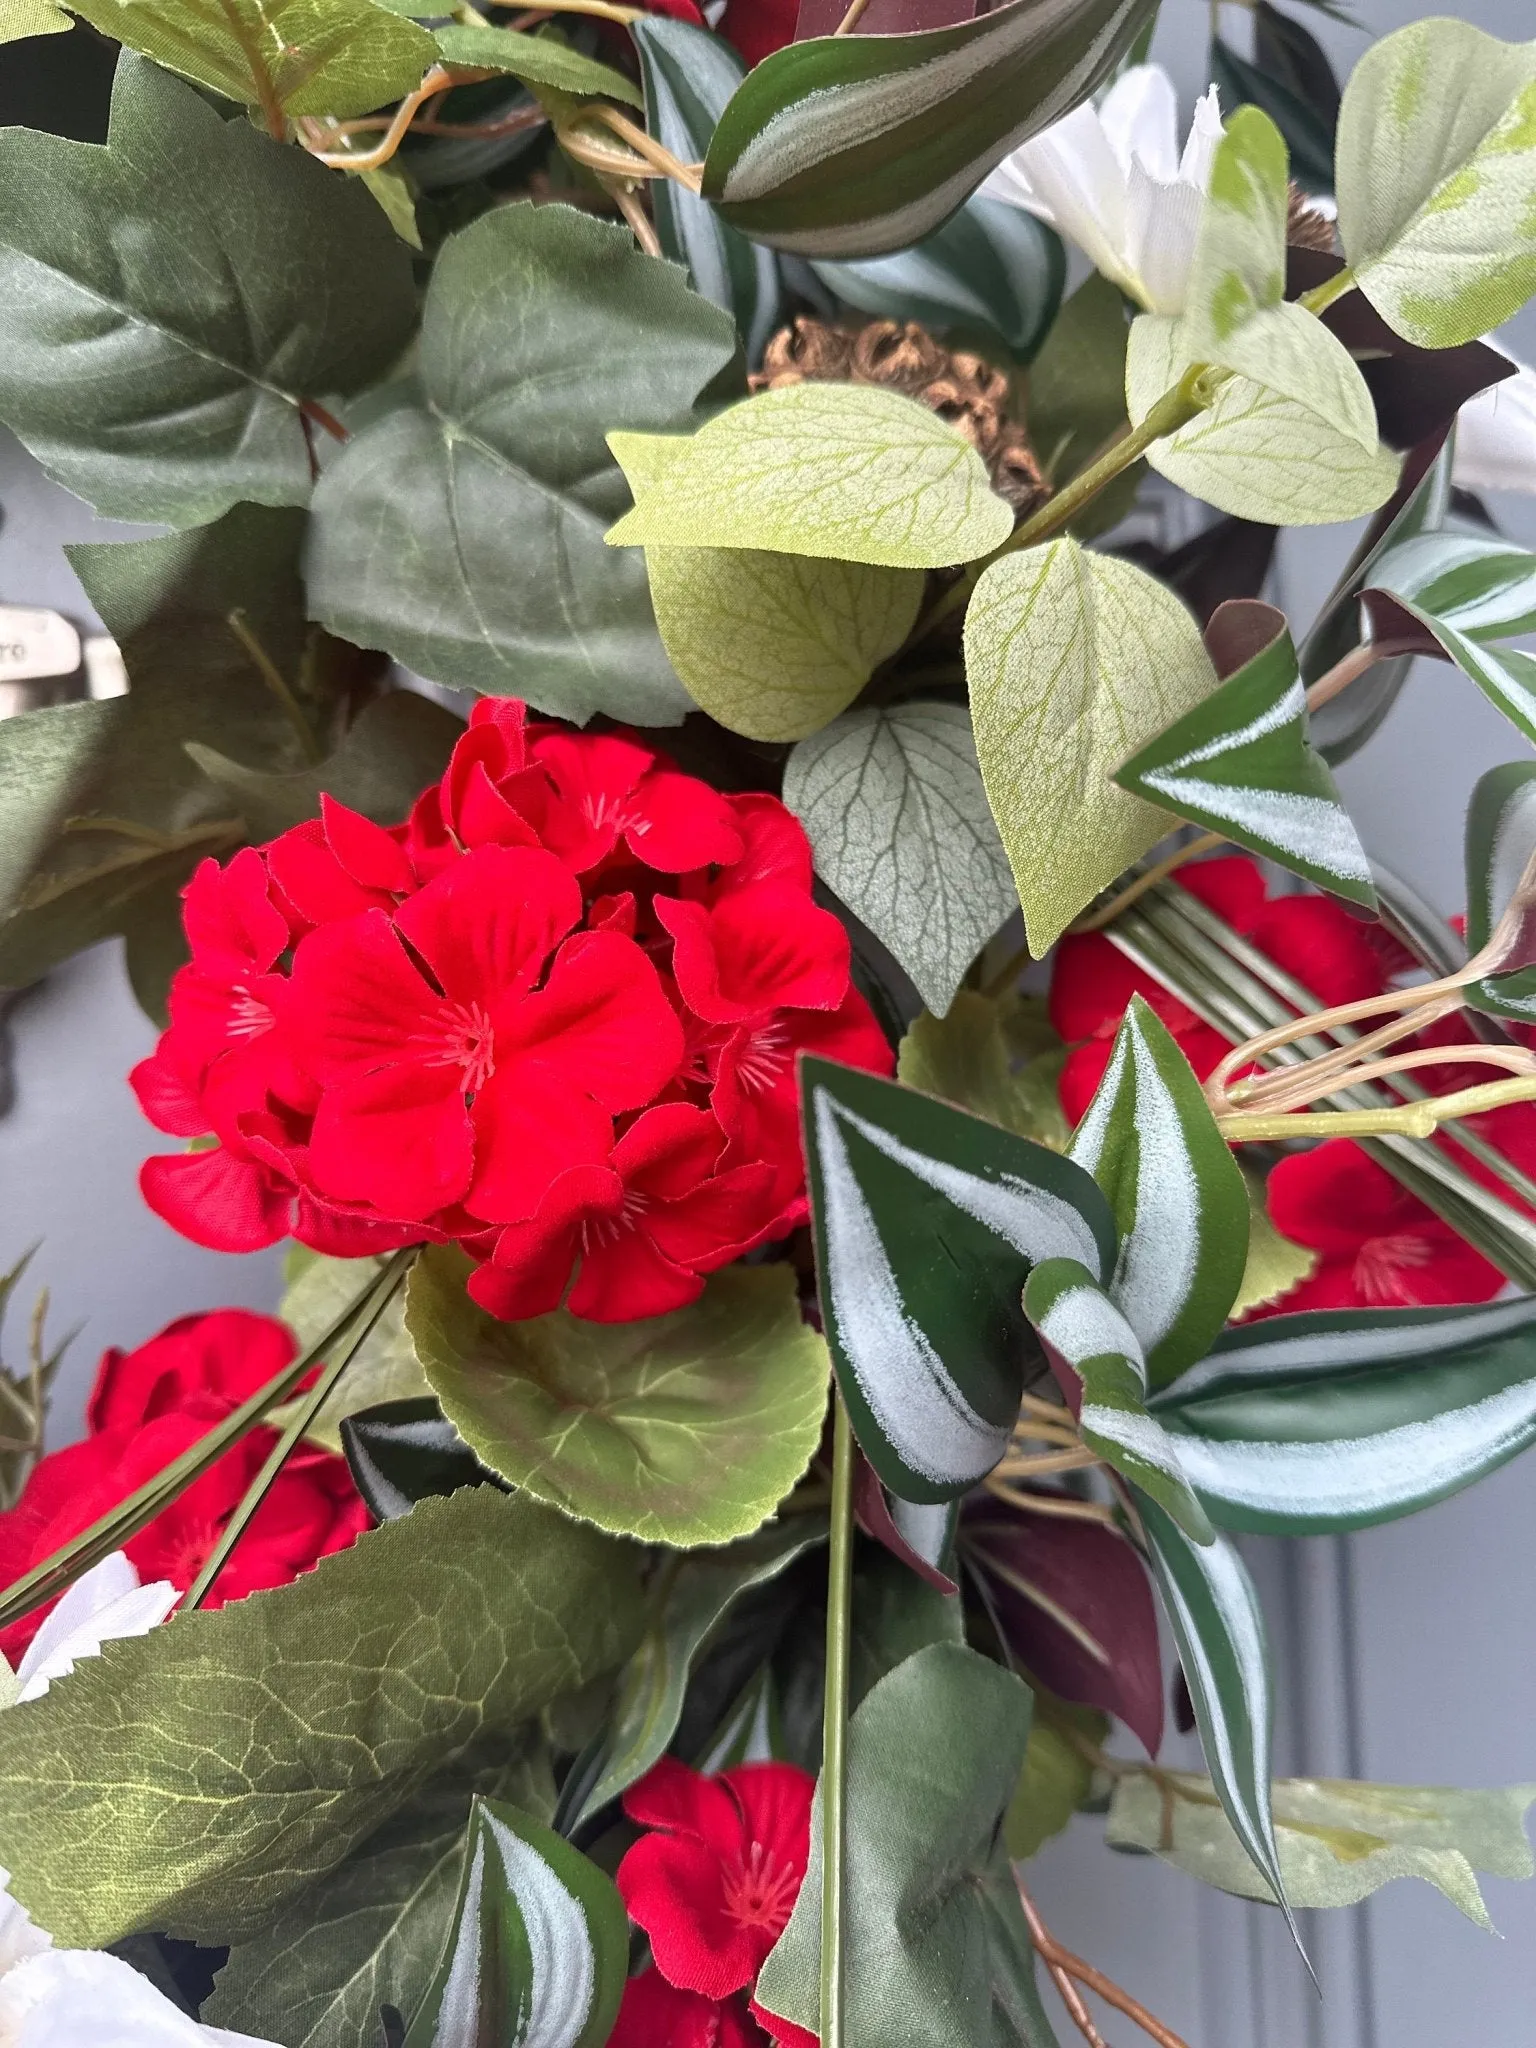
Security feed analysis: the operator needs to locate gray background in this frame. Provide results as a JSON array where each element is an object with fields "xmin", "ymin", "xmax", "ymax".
[{"xmin": 1, "ymin": 3, "xmax": 1534, "ymax": 2038}]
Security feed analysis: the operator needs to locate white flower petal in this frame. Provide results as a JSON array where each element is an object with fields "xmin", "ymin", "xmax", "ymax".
[
  {"xmin": 1101, "ymin": 65, "xmax": 1180, "ymax": 184},
  {"xmin": 13, "ymin": 1555, "xmax": 177, "ymax": 1705},
  {"xmin": 1178, "ymin": 82, "xmax": 1226, "ymax": 188},
  {"xmin": 1454, "ymin": 354, "xmax": 1536, "ymax": 496},
  {"xmin": 0, "ymin": 1951, "xmax": 278, "ymax": 2046},
  {"xmin": 0, "ymin": 1877, "xmax": 51, "ymax": 1980},
  {"xmin": 987, "ymin": 104, "xmax": 1136, "ymax": 294}
]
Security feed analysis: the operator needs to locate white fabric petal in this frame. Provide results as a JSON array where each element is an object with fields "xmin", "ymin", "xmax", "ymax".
[
  {"xmin": 985, "ymin": 104, "xmax": 1136, "ymax": 295},
  {"xmin": 0, "ymin": 1879, "xmax": 50, "ymax": 1981},
  {"xmin": 0, "ymin": 1951, "xmax": 278, "ymax": 2047},
  {"xmin": 1125, "ymin": 160, "xmax": 1209, "ymax": 316},
  {"xmin": 1178, "ymin": 83, "xmax": 1226, "ymax": 188},
  {"xmin": 1454, "ymin": 354, "xmax": 1536, "ymax": 496},
  {"xmin": 1101, "ymin": 65, "xmax": 1180, "ymax": 183},
  {"xmin": 12, "ymin": 1555, "xmax": 177, "ymax": 1705}
]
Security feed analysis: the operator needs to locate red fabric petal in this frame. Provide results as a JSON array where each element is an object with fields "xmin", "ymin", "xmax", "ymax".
[
  {"xmin": 268, "ymin": 821, "xmax": 391, "ymax": 929},
  {"xmin": 715, "ymin": 795, "xmax": 813, "ymax": 896},
  {"xmin": 720, "ymin": 0, "xmax": 798, "ymax": 66},
  {"xmin": 626, "ymin": 770, "xmax": 745, "ymax": 872},
  {"xmin": 394, "ymin": 844, "xmax": 581, "ymax": 1006},
  {"xmin": 610, "ymin": 1976, "xmax": 766, "ymax": 2048},
  {"xmin": 464, "ymin": 1073, "xmax": 615, "ymax": 1227},
  {"xmin": 1265, "ymin": 1140, "xmax": 1421, "ymax": 1255},
  {"xmin": 181, "ymin": 850, "xmax": 289, "ymax": 975},
  {"xmin": 496, "ymin": 931, "xmax": 683, "ymax": 1113},
  {"xmin": 1048, "ymin": 933, "xmax": 1197, "ymax": 1045},
  {"xmin": 288, "ymin": 911, "xmax": 446, "ymax": 1084},
  {"xmin": 321, "ymin": 794, "xmax": 414, "ymax": 894},
  {"xmin": 619, "ymin": 1833, "xmax": 763, "ymax": 1999},
  {"xmin": 308, "ymin": 1064, "xmax": 474, "ymax": 1221},
  {"xmin": 131, "ymin": 1048, "xmax": 209, "ymax": 1138},
  {"xmin": 1250, "ymin": 896, "xmax": 1386, "ymax": 1007},
  {"xmin": 613, "ymin": 1102, "xmax": 727, "ymax": 1195},
  {"xmin": 140, "ymin": 1146, "xmax": 293, "ymax": 1253},
  {"xmin": 749, "ymin": 1997, "xmax": 817, "ymax": 2048},
  {"xmin": 468, "ymin": 1162, "xmax": 622, "ymax": 1317},
  {"xmin": 660, "ymin": 886, "xmax": 851, "ymax": 1024},
  {"xmin": 89, "ymin": 1309, "xmax": 296, "ymax": 1435},
  {"xmin": 1175, "ymin": 855, "xmax": 1266, "ymax": 934},
  {"xmin": 567, "ymin": 1229, "xmax": 702, "ymax": 1322},
  {"xmin": 722, "ymin": 1763, "xmax": 814, "ymax": 1896}
]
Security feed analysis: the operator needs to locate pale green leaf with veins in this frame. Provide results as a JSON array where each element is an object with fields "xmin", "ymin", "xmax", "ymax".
[
  {"xmin": 1336, "ymin": 19, "xmax": 1536, "ymax": 349},
  {"xmin": 0, "ymin": 0, "xmax": 68, "ymax": 37},
  {"xmin": 898, "ymin": 990, "xmax": 1069, "ymax": 1151},
  {"xmin": 607, "ymin": 383, "xmax": 1014, "ymax": 569},
  {"xmin": 644, "ymin": 546, "xmax": 922, "ymax": 742},
  {"xmin": 965, "ymin": 536, "xmax": 1217, "ymax": 953}
]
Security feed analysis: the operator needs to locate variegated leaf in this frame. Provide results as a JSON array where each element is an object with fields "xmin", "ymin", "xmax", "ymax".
[
  {"xmin": 700, "ymin": 0, "xmax": 1157, "ymax": 259},
  {"xmin": 1362, "ymin": 531, "xmax": 1536, "ymax": 746},
  {"xmin": 1023, "ymin": 1257, "xmax": 1214, "ymax": 1543},
  {"xmin": 800, "ymin": 1056, "xmax": 1116, "ymax": 1503},
  {"xmin": 1067, "ymin": 997, "xmax": 1248, "ymax": 1387},
  {"xmin": 1152, "ymin": 1294, "xmax": 1536, "ymax": 1533},
  {"xmin": 405, "ymin": 1798, "xmax": 627, "ymax": 2048},
  {"xmin": 1463, "ymin": 760, "xmax": 1536, "ymax": 1022},
  {"xmin": 855, "ymin": 1458, "xmax": 961, "ymax": 1595},
  {"xmin": 1115, "ymin": 601, "xmax": 1376, "ymax": 907}
]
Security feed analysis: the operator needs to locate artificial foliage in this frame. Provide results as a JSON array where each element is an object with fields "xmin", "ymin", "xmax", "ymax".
[{"xmin": 2, "ymin": 1, "xmax": 1536, "ymax": 2043}]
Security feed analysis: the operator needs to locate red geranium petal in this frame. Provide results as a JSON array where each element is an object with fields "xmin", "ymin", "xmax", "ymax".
[
  {"xmin": 140, "ymin": 1146, "xmax": 293, "ymax": 1253},
  {"xmin": 613, "ymin": 1102, "xmax": 728, "ymax": 1194},
  {"xmin": 267, "ymin": 821, "xmax": 391, "ymax": 929},
  {"xmin": 89, "ymin": 1309, "xmax": 296, "ymax": 1434},
  {"xmin": 659, "ymin": 887, "xmax": 850, "ymax": 1023},
  {"xmin": 496, "ymin": 931, "xmax": 683, "ymax": 1114},
  {"xmin": 180, "ymin": 850, "xmax": 289, "ymax": 975},
  {"xmin": 722, "ymin": 1762, "xmax": 814, "ymax": 1897},
  {"xmin": 395, "ymin": 844, "xmax": 581, "ymax": 1006},
  {"xmin": 567, "ymin": 1228, "xmax": 703, "ymax": 1322},
  {"xmin": 749, "ymin": 1997, "xmax": 817, "ymax": 2048},
  {"xmin": 1251, "ymin": 896, "xmax": 1386, "ymax": 1007},
  {"xmin": 1048, "ymin": 933, "xmax": 1173, "ymax": 1044},
  {"xmin": 720, "ymin": 0, "xmax": 798, "ymax": 67},
  {"xmin": 610, "ymin": 1975, "xmax": 765, "ymax": 2048},
  {"xmin": 1265, "ymin": 1140, "xmax": 1422, "ymax": 1256},
  {"xmin": 464, "ymin": 1072, "xmax": 614, "ymax": 1226},
  {"xmin": 131, "ymin": 1048, "xmax": 209, "ymax": 1138},
  {"xmin": 309, "ymin": 1064, "xmax": 474, "ymax": 1220},
  {"xmin": 469, "ymin": 1162, "xmax": 622, "ymax": 1317},
  {"xmin": 289, "ymin": 910, "xmax": 446, "ymax": 1084},
  {"xmin": 716, "ymin": 795, "xmax": 813, "ymax": 896},
  {"xmin": 626, "ymin": 771, "xmax": 744, "ymax": 872},
  {"xmin": 647, "ymin": 1161, "xmax": 781, "ymax": 1270},
  {"xmin": 618, "ymin": 1833, "xmax": 762, "ymax": 1999},
  {"xmin": 320, "ymin": 794, "xmax": 415, "ymax": 894},
  {"xmin": 1175, "ymin": 854, "xmax": 1266, "ymax": 934}
]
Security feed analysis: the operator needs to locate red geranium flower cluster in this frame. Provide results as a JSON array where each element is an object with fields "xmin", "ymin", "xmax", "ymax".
[
  {"xmin": 612, "ymin": 1759, "xmax": 817, "ymax": 2048},
  {"xmin": 0, "ymin": 1310, "xmax": 366, "ymax": 1663},
  {"xmin": 134, "ymin": 701, "xmax": 891, "ymax": 1324}
]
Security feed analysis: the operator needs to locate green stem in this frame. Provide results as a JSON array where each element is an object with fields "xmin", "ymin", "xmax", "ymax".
[
  {"xmin": 820, "ymin": 1396, "xmax": 856, "ymax": 2048},
  {"xmin": 183, "ymin": 1253, "xmax": 411, "ymax": 1612},
  {"xmin": 1298, "ymin": 266, "xmax": 1357, "ymax": 319}
]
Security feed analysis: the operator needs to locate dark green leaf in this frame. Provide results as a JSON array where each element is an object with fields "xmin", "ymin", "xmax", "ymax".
[
  {"xmin": 1210, "ymin": 35, "xmax": 1335, "ymax": 193},
  {"xmin": 306, "ymin": 201, "xmax": 738, "ymax": 724},
  {"xmin": 1025, "ymin": 270, "xmax": 1131, "ymax": 497},
  {"xmin": 342, "ymin": 1399, "xmax": 507, "ymax": 1522},
  {"xmin": 702, "ymin": 0, "xmax": 1156, "ymax": 259},
  {"xmin": 1463, "ymin": 760, "xmax": 1536, "ymax": 1023},
  {"xmin": 0, "ymin": 57, "xmax": 418, "ymax": 526}
]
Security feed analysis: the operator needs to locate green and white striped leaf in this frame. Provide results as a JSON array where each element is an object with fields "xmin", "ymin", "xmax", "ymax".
[
  {"xmin": 700, "ymin": 0, "xmax": 1157, "ymax": 259},
  {"xmin": 800, "ymin": 1055, "xmax": 1116, "ymax": 1503},
  {"xmin": 1362, "ymin": 531, "xmax": 1536, "ymax": 746},
  {"xmin": 1463, "ymin": 761, "xmax": 1536, "ymax": 1021},
  {"xmin": 608, "ymin": 384, "xmax": 1012, "ymax": 568},
  {"xmin": 1068, "ymin": 997, "xmax": 1249, "ymax": 1387},
  {"xmin": 1134, "ymin": 1492, "xmax": 1295, "ymax": 1933},
  {"xmin": 406, "ymin": 1798, "xmax": 627, "ymax": 2048},
  {"xmin": 1115, "ymin": 602, "xmax": 1376, "ymax": 907},
  {"xmin": 1336, "ymin": 20, "xmax": 1536, "ymax": 351},
  {"xmin": 1151, "ymin": 1294, "xmax": 1536, "ymax": 1534},
  {"xmin": 1024, "ymin": 1259, "xmax": 1213, "ymax": 1542}
]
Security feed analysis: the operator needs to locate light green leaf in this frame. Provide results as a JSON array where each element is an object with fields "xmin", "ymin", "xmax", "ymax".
[
  {"xmin": 271, "ymin": 1251, "xmax": 430, "ymax": 1453},
  {"xmin": 1463, "ymin": 759, "xmax": 1536, "ymax": 1022},
  {"xmin": 1363, "ymin": 531, "xmax": 1536, "ymax": 750},
  {"xmin": 610, "ymin": 384, "xmax": 1012, "ymax": 569},
  {"xmin": 1068, "ymin": 997, "xmax": 1248, "ymax": 1387},
  {"xmin": 1108, "ymin": 1772, "xmax": 1536, "ymax": 1927},
  {"xmin": 434, "ymin": 22, "xmax": 642, "ymax": 105},
  {"xmin": 0, "ymin": 56, "xmax": 418, "ymax": 527},
  {"xmin": 965, "ymin": 536, "xmax": 1217, "ymax": 954},
  {"xmin": 405, "ymin": 1799, "xmax": 628, "ymax": 2048},
  {"xmin": 1335, "ymin": 19, "xmax": 1536, "ymax": 350},
  {"xmin": 756, "ymin": 1644, "xmax": 1060, "ymax": 2047},
  {"xmin": 1005, "ymin": 1695, "xmax": 1107, "ymax": 1862},
  {"xmin": 362, "ymin": 163, "xmax": 423, "ymax": 249},
  {"xmin": 307, "ymin": 202, "xmax": 738, "ymax": 725},
  {"xmin": 1230, "ymin": 1168, "xmax": 1315, "ymax": 1318},
  {"xmin": 898, "ymin": 990, "xmax": 1070, "ymax": 1151},
  {"xmin": 801, "ymin": 1055, "xmax": 1115, "ymax": 1505},
  {"xmin": 702, "ymin": 0, "xmax": 1156, "ymax": 259},
  {"xmin": 1114, "ymin": 601, "xmax": 1376, "ymax": 906},
  {"xmin": 405, "ymin": 1251, "xmax": 829, "ymax": 1548},
  {"xmin": 0, "ymin": 1489, "xmax": 640, "ymax": 1948},
  {"xmin": 0, "ymin": 0, "xmax": 68, "ymax": 37},
  {"xmin": 783, "ymin": 702, "xmax": 1016, "ymax": 1015},
  {"xmin": 644, "ymin": 547, "xmax": 921, "ymax": 742},
  {"xmin": 1125, "ymin": 314, "xmax": 1400, "ymax": 526}
]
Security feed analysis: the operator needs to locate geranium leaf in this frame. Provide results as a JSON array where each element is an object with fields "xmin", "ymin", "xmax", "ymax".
[
  {"xmin": 0, "ymin": 57, "xmax": 418, "ymax": 527},
  {"xmin": 800, "ymin": 1055, "xmax": 1115, "ymax": 1504},
  {"xmin": 1107, "ymin": 1772, "xmax": 1536, "ymax": 1926},
  {"xmin": 306, "ymin": 202, "xmax": 738, "ymax": 726},
  {"xmin": 1151, "ymin": 1294, "xmax": 1536, "ymax": 1534},
  {"xmin": 1066, "ymin": 998, "xmax": 1247, "ymax": 1387},
  {"xmin": 1114, "ymin": 600, "xmax": 1376, "ymax": 907},
  {"xmin": 1133, "ymin": 1492, "xmax": 1295, "ymax": 1935},
  {"xmin": 1335, "ymin": 19, "xmax": 1536, "ymax": 350},
  {"xmin": 0, "ymin": 1490, "xmax": 641, "ymax": 1947},
  {"xmin": 643, "ymin": 547, "xmax": 922, "ymax": 742},
  {"xmin": 632, "ymin": 16, "xmax": 783, "ymax": 361},
  {"xmin": 756, "ymin": 1643, "xmax": 1059, "ymax": 2046},
  {"xmin": 434, "ymin": 23, "xmax": 642, "ymax": 106},
  {"xmin": 1464, "ymin": 761, "xmax": 1536, "ymax": 1022},
  {"xmin": 849, "ymin": 1546, "xmax": 964, "ymax": 1711},
  {"xmin": 700, "ymin": 0, "xmax": 1157, "ymax": 259},
  {"xmin": 812, "ymin": 193, "xmax": 1065, "ymax": 362},
  {"xmin": 965, "ymin": 536, "xmax": 1219, "ymax": 954},
  {"xmin": 341, "ymin": 1398, "xmax": 507, "ymax": 1522},
  {"xmin": 1361, "ymin": 532, "xmax": 1536, "ymax": 748},
  {"xmin": 783, "ymin": 703, "xmax": 1016, "ymax": 1014},
  {"xmin": 273, "ymin": 1251, "xmax": 431, "ymax": 1454},
  {"xmin": 405, "ymin": 1799, "xmax": 627, "ymax": 2048},
  {"xmin": 1023, "ymin": 1258, "xmax": 1213, "ymax": 1541},
  {"xmin": 1125, "ymin": 313, "xmax": 1400, "ymax": 526},
  {"xmin": 608, "ymin": 384, "xmax": 1012, "ymax": 568},
  {"xmin": 898, "ymin": 990, "xmax": 1069, "ymax": 1151},
  {"xmin": 404, "ymin": 1251, "xmax": 830, "ymax": 1548}
]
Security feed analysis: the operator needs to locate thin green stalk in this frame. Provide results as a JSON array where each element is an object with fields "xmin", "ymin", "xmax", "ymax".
[
  {"xmin": 183, "ymin": 1253, "xmax": 411, "ymax": 1611},
  {"xmin": 1298, "ymin": 266, "xmax": 1357, "ymax": 319},
  {"xmin": 820, "ymin": 1396, "xmax": 856, "ymax": 2048}
]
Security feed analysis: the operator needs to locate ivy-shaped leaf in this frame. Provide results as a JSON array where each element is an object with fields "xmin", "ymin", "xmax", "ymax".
[{"xmin": 434, "ymin": 23, "xmax": 642, "ymax": 106}]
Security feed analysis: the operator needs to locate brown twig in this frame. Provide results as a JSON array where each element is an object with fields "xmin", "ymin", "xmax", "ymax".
[
  {"xmin": 1018, "ymin": 1884, "xmax": 1194, "ymax": 2048},
  {"xmin": 610, "ymin": 181, "xmax": 661, "ymax": 257},
  {"xmin": 303, "ymin": 67, "xmax": 494, "ymax": 172},
  {"xmin": 834, "ymin": 0, "xmax": 875, "ymax": 27},
  {"xmin": 1070, "ymin": 832, "xmax": 1228, "ymax": 935},
  {"xmin": 1016, "ymin": 1885, "xmax": 1111, "ymax": 2047}
]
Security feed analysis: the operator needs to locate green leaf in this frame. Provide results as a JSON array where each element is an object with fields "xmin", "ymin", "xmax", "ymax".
[
  {"xmin": 757, "ymin": 1643, "xmax": 1059, "ymax": 2047},
  {"xmin": 633, "ymin": 17, "xmax": 783, "ymax": 362},
  {"xmin": 1464, "ymin": 760, "xmax": 1536, "ymax": 1022},
  {"xmin": 813, "ymin": 194, "xmax": 1065, "ymax": 363},
  {"xmin": 965, "ymin": 536, "xmax": 1218, "ymax": 954},
  {"xmin": 1023, "ymin": 1258, "xmax": 1214, "ymax": 1542},
  {"xmin": 800, "ymin": 1055, "xmax": 1115, "ymax": 1504},
  {"xmin": 307, "ymin": 201, "xmax": 737, "ymax": 725},
  {"xmin": 1067, "ymin": 997, "xmax": 1248, "ymax": 1387},
  {"xmin": 1133, "ymin": 1492, "xmax": 1294, "ymax": 1932},
  {"xmin": 0, "ymin": 57, "xmax": 418, "ymax": 527},
  {"xmin": 205, "ymin": 1750, "xmax": 555, "ymax": 2048},
  {"xmin": 701, "ymin": 0, "xmax": 1156, "ymax": 259},
  {"xmin": 1335, "ymin": 19, "xmax": 1536, "ymax": 350},
  {"xmin": 1005, "ymin": 1694, "xmax": 1107, "ymax": 1862},
  {"xmin": 782, "ymin": 703, "xmax": 1016, "ymax": 1015},
  {"xmin": 1210, "ymin": 31, "xmax": 1336, "ymax": 196},
  {"xmin": 405, "ymin": 1251, "xmax": 829, "ymax": 1548},
  {"xmin": 0, "ymin": 0, "xmax": 67, "ymax": 37},
  {"xmin": 362, "ymin": 162, "xmax": 423, "ymax": 249},
  {"xmin": 1114, "ymin": 601, "xmax": 1376, "ymax": 906},
  {"xmin": 0, "ymin": 1489, "xmax": 641, "ymax": 1948},
  {"xmin": 1125, "ymin": 313, "xmax": 1400, "ymax": 526},
  {"xmin": 272, "ymin": 1251, "xmax": 431, "ymax": 1453},
  {"xmin": 1107, "ymin": 1772, "xmax": 1536, "ymax": 1927},
  {"xmin": 643, "ymin": 547, "xmax": 921, "ymax": 742},
  {"xmin": 1362, "ymin": 532, "xmax": 1536, "ymax": 749},
  {"xmin": 341, "ymin": 1398, "xmax": 505, "ymax": 1523},
  {"xmin": 1151, "ymin": 1294, "xmax": 1536, "ymax": 1534},
  {"xmin": 68, "ymin": 0, "xmax": 434, "ymax": 123},
  {"xmin": 608, "ymin": 383, "xmax": 1012, "ymax": 568},
  {"xmin": 898, "ymin": 990, "xmax": 1070, "ymax": 1150},
  {"xmin": 435, "ymin": 22, "xmax": 642, "ymax": 106},
  {"xmin": 1025, "ymin": 271, "xmax": 1131, "ymax": 495},
  {"xmin": 1230, "ymin": 1168, "xmax": 1316, "ymax": 1318},
  {"xmin": 405, "ymin": 1799, "xmax": 628, "ymax": 2048}
]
